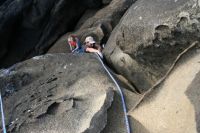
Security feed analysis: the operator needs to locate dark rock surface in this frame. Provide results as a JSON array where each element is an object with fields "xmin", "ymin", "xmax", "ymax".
[
  {"xmin": 103, "ymin": 0, "xmax": 200, "ymax": 93},
  {"xmin": 48, "ymin": 0, "xmax": 134, "ymax": 54},
  {"xmin": 0, "ymin": 53, "xmax": 115, "ymax": 133},
  {"xmin": 0, "ymin": 0, "xmax": 104, "ymax": 68}
]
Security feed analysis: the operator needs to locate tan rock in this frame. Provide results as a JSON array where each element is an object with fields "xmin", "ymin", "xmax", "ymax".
[{"xmin": 129, "ymin": 48, "xmax": 200, "ymax": 133}]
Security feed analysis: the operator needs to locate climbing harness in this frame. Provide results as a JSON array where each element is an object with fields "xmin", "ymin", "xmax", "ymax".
[
  {"xmin": 0, "ymin": 92, "xmax": 7, "ymax": 133},
  {"xmin": 95, "ymin": 53, "xmax": 131, "ymax": 133}
]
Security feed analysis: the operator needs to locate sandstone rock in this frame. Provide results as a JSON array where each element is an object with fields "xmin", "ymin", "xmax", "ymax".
[
  {"xmin": 0, "ymin": 0, "xmax": 104, "ymax": 68},
  {"xmin": 102, "ymin": 87, "xmax": 142, "ymax": 133},
  {"xmin": 48, "ymin": 0, "xmax": 134, "ymax": 54},
  {"xmin": 103, "ymin": 0, "xmax": 200, "ymax": 93},
  {"xmin": 0, "ymin": 53, "xmax": 115, "ymax": 133},
  {"xmin": 129, "ymin": 46, "xmax": 200, "ymax": 133}
]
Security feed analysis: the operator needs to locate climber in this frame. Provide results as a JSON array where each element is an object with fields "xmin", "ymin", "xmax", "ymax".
[
  {"xmin": 83, "ymin": 36, "xmax": 103, "ymax": 58},
  {"xmin": 67, "ymin": 35, "xmax": 83, "ymax": 53}
]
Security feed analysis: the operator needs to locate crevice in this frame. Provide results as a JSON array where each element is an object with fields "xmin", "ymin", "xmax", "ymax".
[{"xmin": 46, "ymin": 102, "xmax": 60, "ymax": 115}]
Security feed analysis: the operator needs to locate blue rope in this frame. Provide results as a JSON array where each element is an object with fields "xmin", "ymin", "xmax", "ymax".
[
  {"xmin": 95, "ymin": 53, "xmax": 131, "ymax": 133},
  {"xmin": 0, "ymin": 93, "xmax": 6, "ymax": 133}
]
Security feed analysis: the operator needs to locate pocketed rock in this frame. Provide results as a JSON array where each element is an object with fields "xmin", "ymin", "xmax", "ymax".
[
  {"xmin": 0, "ymin": 53, "xmax": 115, "ymax": 133},
  {"xmin": 103, "ymin": 0, "xmax": 200, "ymax": 93}
]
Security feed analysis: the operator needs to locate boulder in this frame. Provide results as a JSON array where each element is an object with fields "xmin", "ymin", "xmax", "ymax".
[
  {"xmin": 129, "ymin": 46, "xmax": 200, "ymax": 133},
  {"xmin": 48, "ymin": 0, "xmax": 134, "ymax": 54},
  {"xmin": 103, "ymin": 0, "xmax": 200, "ymax": 93},
  {"xmin": 0, "ymin": 0, "xmax": 104, "ymax": 68},
  {"xmin": 0, "ymin": 53, "xmax": 115, "ymax": 133}
]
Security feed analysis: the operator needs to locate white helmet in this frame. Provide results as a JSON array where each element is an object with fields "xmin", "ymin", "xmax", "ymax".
[{"xmin": 85, "ymin": 36, "xmax": 96, "ymax": 44}]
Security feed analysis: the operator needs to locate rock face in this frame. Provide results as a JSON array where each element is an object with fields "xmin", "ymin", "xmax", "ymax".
[
  {"xmin": 130, "ymin": 46, "xmax": 200, "ymax": 133},
  {"xmin": 0, "ymin": 53, "xmax": 115, "ymax": 133},
  {"xmin": 48, "ymin": 0, "xmax": 134, "ymax": 54},
  {"xmin": 0, "ymin": 0, "xmax": 104, "ymax": 68},
  {"xmin": 103, "ymin": 0, "xmax": 200, "ymax": 93}
]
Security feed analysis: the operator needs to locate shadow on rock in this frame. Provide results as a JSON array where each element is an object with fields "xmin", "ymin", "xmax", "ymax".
[{"xmin": 185, "ymin": 71, "xmax": 200, "ymax": 132}]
